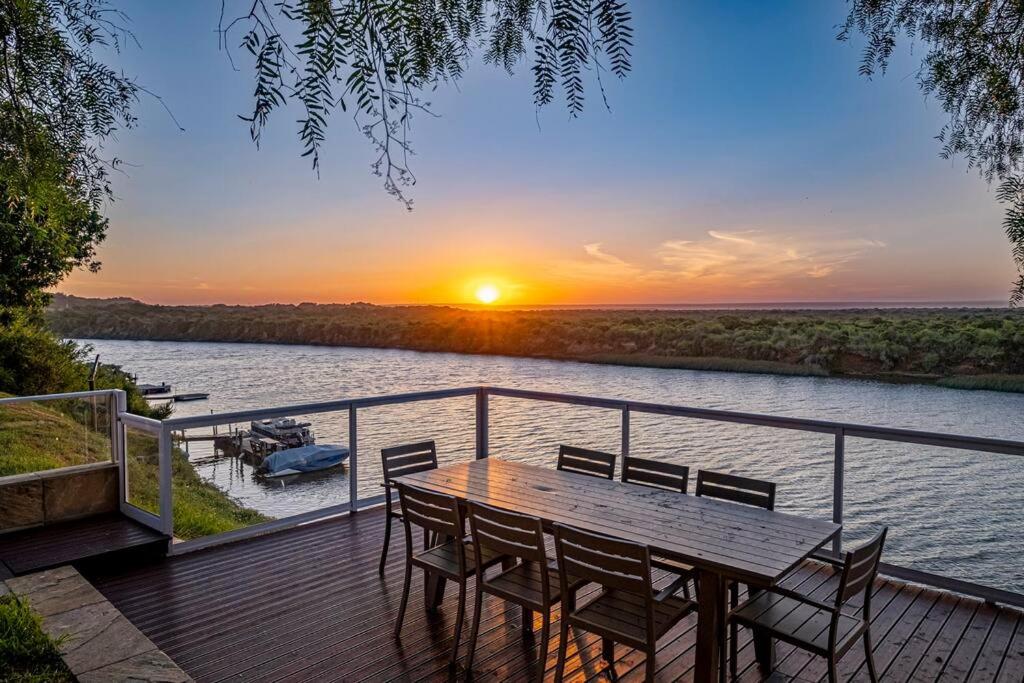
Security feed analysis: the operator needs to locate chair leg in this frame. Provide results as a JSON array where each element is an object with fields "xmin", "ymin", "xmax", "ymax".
[
  {"xmin": 645, "ymin": 645, "xmax": 656, "ymax": 683},
  {"xmin": 554, "ymin": 621, "xmax": 570, "ymax": 683},
  {"xmin": 394, "ymin": 560, "xmax": 412, "ymax": 638},
  {"xmin": 602, "ymin": 637, "xmax": 614, "ymax": 665},
  {"xmin": 464, "ymin": 583, "xmax": 485, "ymax": 675},
  {"xmin": 727, "ymin": 582, "xmax": 738, "ymax": 682},
  {"xmin": 536, "ymin": 611, "xmax": 551, "ymax": 681},
  {"xmin": 449, "ymin": 581, "xmax": 468, "ymax": 669},
  {"xmin": 378, "ymin": 513, "xmax": 392, "ymax": 575},
  {"xmin": 864, "ymin": 629, "xmax": 879, "ymax": 683},
  {"xmin": 827, "ymin": 656, "xmax": 838, "ymax": 683}
]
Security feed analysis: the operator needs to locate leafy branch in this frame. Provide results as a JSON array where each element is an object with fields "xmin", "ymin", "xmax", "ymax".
[{"xmin": 220, "ymin": 0, "xmax": 634, "ymax": 209}]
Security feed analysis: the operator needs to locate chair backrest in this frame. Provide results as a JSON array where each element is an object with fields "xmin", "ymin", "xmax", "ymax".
[
  {"xmin": 395, "ymin": 482, "xmax": 463, "ymax": 541},
  {"xmin": 553, "ymin": 523, "xmax": 651, "ymax": 596},
  {"xmin": 557, "ymin": 445, "xmax": 616, "ymax": 480},
  {"xmin": 467, "ymin": 501, "xmax": 546, "ymax": 565},
  {"xmin": 622, "ymin": 456, "xmax": 689, "ymax": 493},
  {"xmin": 382, "ymin": 440, "xmax": 438, "ymax": 483},
  {"xmin": 695, "ymin": 470, "xmax": 776, "ymax": 510},
  {"xmin": 837, "ymin": 528, "xmax": 888, "ymax": 606}
]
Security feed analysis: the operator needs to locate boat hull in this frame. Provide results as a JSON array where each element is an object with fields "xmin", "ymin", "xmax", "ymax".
[{"xmin": 258, "ymin": 444, "xmax": 349, "ymax": 477}]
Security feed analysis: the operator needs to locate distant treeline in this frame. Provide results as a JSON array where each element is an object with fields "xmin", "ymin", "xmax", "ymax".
[{"xmin": 46, "ymin": 295, "xmax": 1024, "ymax": 390}]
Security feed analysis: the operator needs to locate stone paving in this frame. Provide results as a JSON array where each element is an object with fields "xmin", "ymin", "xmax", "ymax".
[{"xmin": 5, "ymin": 565, "xmax": 191, "ymax": 682}]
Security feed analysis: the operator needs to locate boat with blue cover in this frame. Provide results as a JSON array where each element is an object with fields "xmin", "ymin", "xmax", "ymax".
[{"xmin": 257, "ymin": 444, "xmax": 349, "ymax": 477}]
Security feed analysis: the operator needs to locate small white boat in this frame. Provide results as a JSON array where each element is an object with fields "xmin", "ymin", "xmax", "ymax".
[{"xmin": 258, "ymin": 444, "xmax": 349, "ymax": 477}]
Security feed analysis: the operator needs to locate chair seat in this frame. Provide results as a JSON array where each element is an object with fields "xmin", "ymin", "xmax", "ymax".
[
  {"xmin": 729, "ymin": 590, "xmax": 865, "ymax": 656},
  {"xmin": 483, "ymin": 560, "xmax": 584, "ymax": 609},
  {"xmin": 412, "ymin": 538, "xmax": 505, "ymax": 579},
  {"xmin": 569, "ymin": 588, "xmax": 694, "ymax": 648}
]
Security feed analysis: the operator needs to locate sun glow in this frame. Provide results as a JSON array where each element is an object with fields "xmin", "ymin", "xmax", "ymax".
[{"xmin": 475, "ymin": 283, "xmax": 501, "ymax": 304}]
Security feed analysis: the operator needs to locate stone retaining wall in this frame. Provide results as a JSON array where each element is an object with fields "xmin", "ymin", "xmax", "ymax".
[{"xmin": 0, "ymin": 462, "xmax": 118, "ymax": 533}]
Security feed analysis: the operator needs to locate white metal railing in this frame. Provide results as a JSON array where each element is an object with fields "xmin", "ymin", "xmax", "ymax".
[{"xmin": 5, "ymin": 385, "xmax": 1021, "ymax": 607}]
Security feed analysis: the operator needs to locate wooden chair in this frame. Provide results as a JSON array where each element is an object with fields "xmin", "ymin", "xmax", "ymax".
[
  {"xmin": 621, "ymin": 457, "xmax": 692, "ymax": 598},
  {"xmin": 621, "ymin": 456, "xmax": 689, "ymax": 493},
  {"xmin": 464, "ymin": 502, "xmax": 586, "ymax": 679},
  {"xmin": 379, "ymin": 440, "xmax": 438, "ymax": 574},
  {"xmin": 556, "ymin": 444, "xmax": 616, "ymax": 480},
  {"xmin": 695, "ymin": 469, "xmax": 778, "ymax": 679},
  {"xmin": 728, "ymin": 528, "xmax": 888, "ymax": 682},
  {"xmin": 696, "ymin": 469, "xmax": 776, "ymax": 510},
  {"xmin": 552, "ymin": 523, "xmax": 695, "ymax": 683},
  {"xmin": 393, "ymin": 483, "xmax": 506, "ymax": 669}
]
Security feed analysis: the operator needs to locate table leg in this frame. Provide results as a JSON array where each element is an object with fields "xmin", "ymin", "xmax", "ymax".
[
  {"xmin": 748, "ymin": 586, "xmax": 776, "ymax": 672},
  {"xmin": 694, "ymin": 569, "xmax": 724, "ymax": 683}
]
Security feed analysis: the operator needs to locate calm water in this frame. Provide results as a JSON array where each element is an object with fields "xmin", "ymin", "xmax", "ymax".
[{"xmin": 82, "ymin": 338, "xmax": 1024, "ymax": 592}]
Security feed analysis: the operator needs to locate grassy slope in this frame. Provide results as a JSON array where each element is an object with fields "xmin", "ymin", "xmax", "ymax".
[
  {"xmin": 0, "ymin": 399, "xmax": 110, "ymax": 477},
  {"xmin": 0, "ymin": 595, "xmax": 73, "ymax": 683},
  {"xmin": 0, "ymin": 396, "xmax": 268, "ymax": 539}
]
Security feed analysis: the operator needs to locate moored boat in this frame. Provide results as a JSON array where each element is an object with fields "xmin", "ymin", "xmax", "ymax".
[{"xmin": 257, "ymin": 444, "xmax": 349, "ymax": 477}]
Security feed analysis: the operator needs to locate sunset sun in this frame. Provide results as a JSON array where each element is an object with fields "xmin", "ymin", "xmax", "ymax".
[{"xmin": 475, "ymin": 284, "xmax": 501, "ymax": 304}]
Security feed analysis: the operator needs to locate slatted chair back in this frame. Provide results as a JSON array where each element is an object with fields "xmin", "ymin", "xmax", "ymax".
[
  {"xmin": 553, "ymin": 523, "xmax": 651, "ymax": 596},
  {"xmin": 557, "ymin": 445, "xmax": 616, "ymax": 480},
  {"xmin": 467, "ymin": 501, "xmax": 546, "ymax": 565},
  {"xmin": 382, "ymin": 440, "xmax": 438, "ymax": 484},
  {"xmin": 695, "ymin": 469, "xmax": 776, "ymax": 510},
  {"xmin": 837, "ymin": 528, "xmax": 888, "ymax": 606},
  {"xmin": 621, "ymin": 456, "xmax": 689, "ymax": 493},
  {"xmin": 395, "ymin": 482, "xmax": 463, "ymax": 542}
]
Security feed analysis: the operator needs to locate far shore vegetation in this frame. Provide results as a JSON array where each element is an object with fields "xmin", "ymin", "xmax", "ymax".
[{"xmin": 48, "ymin": 295, "xmax": 1024, "ymax": 393}]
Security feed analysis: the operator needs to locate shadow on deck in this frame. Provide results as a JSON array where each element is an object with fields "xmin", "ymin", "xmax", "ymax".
[
  {"xmin": 85, "ymin": 509, "xmax": 1024, "ymax": 682},
  {"xmin": 0, "ymin": 513, "xmax": 168, "ymax": 578}
]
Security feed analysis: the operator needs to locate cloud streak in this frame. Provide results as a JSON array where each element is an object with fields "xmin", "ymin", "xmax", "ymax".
[{"xmin": 558, "ymin": 230, "xmax": 886, "ymax": 297}]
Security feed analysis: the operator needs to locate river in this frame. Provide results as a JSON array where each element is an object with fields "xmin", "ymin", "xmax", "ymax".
[{"xmin": 80, "ymin": 338, "xmax": 1024, "ymax": 593}]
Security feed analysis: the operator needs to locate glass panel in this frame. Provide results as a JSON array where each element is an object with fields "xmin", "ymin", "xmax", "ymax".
[
  {"xmin": 124, "ymin": 424, "xmax": 161, "ymax": 516},
  {"xmin": 846, "ymin": 438, "xmax": 1024, "ymax": 594},
  {"xmin": 489, "ymin": 397, "xmax": 620, "ymax": 467},
  {"xmin": 0, "ymin": 395, "xmax": 113, "ymax": 477}
]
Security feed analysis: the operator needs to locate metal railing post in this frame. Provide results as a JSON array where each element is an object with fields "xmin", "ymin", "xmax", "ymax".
[
  {"xmin": 833, "ymin": 428, "xmax": 845, "ymax": 556},
  {"xmin": 475, "ymin": 387, "xmax": 489, "ymax": 459},
  {"xmin": 113, "ymin": 390, "xmax": 127, "ymax": 505},
  {"xmin": 621, "ymin": 405, "xmax": 630, "ymax": 458},
  {"xmin": 349, "ymin": 405, "xmax": 358, "ymax": 512},
  {"xmin": 159, "ymin": 424, "xmax": 173, "ymax": 536}
]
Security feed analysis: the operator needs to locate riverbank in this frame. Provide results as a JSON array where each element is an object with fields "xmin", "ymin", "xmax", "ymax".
[{"xmin": 47, "ymin": 295, "xmax": 1024, "ymax": 393}]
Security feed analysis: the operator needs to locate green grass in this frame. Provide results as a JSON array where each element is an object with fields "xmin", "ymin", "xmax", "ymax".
[
  {"xmin": 0, "ymin": 595, "xmax": 73, "ymax": 683},
  {"xmin": 936, "ymin": 374, "xmax": 1024, "ymax": 393},
  {"xmin": 0, "ymin": 398, "xmax": 112, "ymax": 477},
  {"xmin": 0, "ymin": 396, "xmax": 269, "ymax": 539}
]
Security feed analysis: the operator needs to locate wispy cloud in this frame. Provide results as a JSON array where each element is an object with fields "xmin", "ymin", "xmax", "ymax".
[{"xmin": 557, "ymin": 230, "xmax": 885, "ymax": 296}]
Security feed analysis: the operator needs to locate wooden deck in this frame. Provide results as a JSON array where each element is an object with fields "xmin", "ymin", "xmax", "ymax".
[
  {"xmin": 86, "ymin": 508, "xmax": 1024, "ymax": 682},
  {"xmin": 0, "ymin": 513, "xmax": 168, "ymax": 576}
]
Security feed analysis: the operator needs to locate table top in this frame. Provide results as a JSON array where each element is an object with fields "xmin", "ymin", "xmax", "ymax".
[{"xmin": 395, "ymin": 458, "xmax": 841, "ymax": 585}]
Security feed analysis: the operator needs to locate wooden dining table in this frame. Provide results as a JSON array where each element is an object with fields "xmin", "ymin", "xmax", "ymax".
[{"xmin": 394, "ymin": 457, "xmax": 841, "ymax": 683}]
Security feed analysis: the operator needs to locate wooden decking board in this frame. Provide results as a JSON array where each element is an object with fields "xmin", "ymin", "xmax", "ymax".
[
  {"xmin": 995, "ymin": 617, "xmax": 1024, "ymax": 682},
  {"xmin": 939, "ymin": 603, "xmax": 1000, "ymax": 681},
  {"xmin": 85, "ymin": 507, "xmax": 1024, "ymax": 682},
  {"xmin": 912, "ymin": 597, "xmax": 981, "ymax": 682},
  {"xmin": 968, "ymin": 609, "xmax": 1021, "ymax": 682},
  {"xmin": 0, "ymin": 513, "xmax": 167, "ymax": 575}
]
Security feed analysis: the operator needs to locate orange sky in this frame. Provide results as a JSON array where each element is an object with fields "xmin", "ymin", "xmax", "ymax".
[{"xmin": 58, "ymin": 2, "xmax": 1019, "ymax": 307}]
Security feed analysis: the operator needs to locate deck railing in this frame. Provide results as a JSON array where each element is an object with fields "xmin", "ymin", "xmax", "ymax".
[{"xmin": 3, "ymin": 385, "xmax": 1024, "ymax": 608}]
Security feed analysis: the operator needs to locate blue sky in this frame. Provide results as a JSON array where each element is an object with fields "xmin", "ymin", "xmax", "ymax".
[{"xmin": 63, "ymin": 1, "xmax": 1015, "ymax": 305}]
